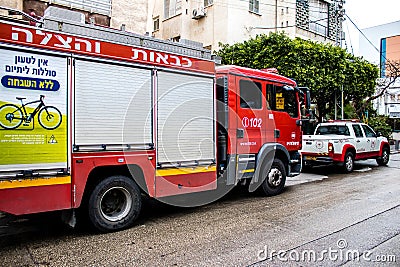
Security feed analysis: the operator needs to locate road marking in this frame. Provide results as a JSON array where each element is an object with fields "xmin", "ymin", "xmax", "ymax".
[
  {"xmin": 286, "ymin": 173, "xmax": 328, "ymax": 186},
  {"xmin": 354, "ymin": 167, "xmax": 372, "ymax": 172}
]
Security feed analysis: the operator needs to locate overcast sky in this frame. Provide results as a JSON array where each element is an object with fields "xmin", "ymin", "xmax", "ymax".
[{"xmin": 343, "ymin": 0, "xmax": 400, "ymax": 56}]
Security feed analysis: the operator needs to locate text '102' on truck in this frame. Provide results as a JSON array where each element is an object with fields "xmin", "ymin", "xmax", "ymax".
[
  {"xmin": 301, "ymin": 120, "xmax": 390, "ymax": 173},
  {"xmin": 0, "ymin": 6, "xmax": 307, "ymax": 232}
]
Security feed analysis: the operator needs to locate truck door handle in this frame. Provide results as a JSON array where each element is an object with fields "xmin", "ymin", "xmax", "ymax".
[
  {"xmin": 274, "ymin": 129, "xmax": 280, "ymax": 138},
  {"xmin": 367, "ymin": 139, "xmax": 370, "ymax": 142},
  {"xmin": 356, "ymin": 140, "xmax": 360, "ymax": 143},
  {"xmin": 237, "ymin": 128, "xmax": 244, "ymax": 138}
]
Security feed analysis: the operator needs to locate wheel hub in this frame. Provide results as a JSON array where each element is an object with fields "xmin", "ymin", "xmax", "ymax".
[
  {"xmin": 268, "ymin": 168, "xmax": 282, "ymax": 187},
  {"xmin": 383, "ymin": 151, "xmax": 389, "ymax": 161},
  {"xmin": 346, "ymin": 156, "xmax": 353, "ymax": 170},
  {"xmin": 100, "ymin": 187, "xmax": 132, "ymax": 222}
]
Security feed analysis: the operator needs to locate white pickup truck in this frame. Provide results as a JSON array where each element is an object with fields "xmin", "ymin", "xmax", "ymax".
[{"xmin": 301, "ymin": 121, "xmax": 390, "ymax": 172}]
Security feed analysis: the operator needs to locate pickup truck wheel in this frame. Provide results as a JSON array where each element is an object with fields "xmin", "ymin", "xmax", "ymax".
[
  {"xmin": 260, "ymin": 159, "xmax": 286, "ymax": 196},
  {"xmin": 88, "ymin": 175, "xmax": 142, "ymax": 232},
  {"xmin": 377, "ymin": 147, "xmax": 390, "ymax": 166},
  {"xmin": 342, "ymin": 152, "xmax": 354, "ymax": 173}
]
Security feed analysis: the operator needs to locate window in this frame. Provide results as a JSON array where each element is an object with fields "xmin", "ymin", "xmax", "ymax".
[
  {"xmin": 240, "ymin": 80, "xmax": 262, "ymax": 109},
  {"xmin": 275, "ymin": 85, "xmax": 298, "ymax": 118},
  {"xmin": 362, "ymin": 125, "xmax": 376, "ymax": 137},
  {"xmin": 153, "ymin": 17, "xmax": 159, "ymax": 32},
  {"xmin": 249, "ymin": 0, "xmax": 260, "ymax": 13},
  {"xmin": 267, "ymin": 84, "xmax": 297, "ymax": 117},
  {"xmin": 309, "ymin": 0, "xmax": 328, "ymax": 36},
  {"xmin": 164, "ymin": 0, "xmax": 182, "ymax": 19},
  {"xmin": 171, "ymin": 36, "xmax": 181, "ymax": 42},
  {"xmin": 204, "ymin": 0, "xmax": 213, "ymax": 6},
  {"xmin": 316, "ymin": 125, "xmax": 350, "ymax": 136},
  {"xmin": 50, "ymin": 0, "xmax": 112, "ymax": 16},
  {"xmin": 352, "ymin": 125, "xmax": 364, "ymax": 138}
]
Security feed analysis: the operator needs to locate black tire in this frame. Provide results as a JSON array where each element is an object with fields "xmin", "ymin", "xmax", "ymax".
[
  {"xmin": 38, "ymin": 106, "xmax": 62, "ymax": 130},
  {"xmin": 260, "ymin": 159, "xmax": 286, "ymax": 196},
  {"xmin": 342, "ymin": 151, "xmax": 354, "ymax": 173},
  {"xmin": 377, "ymin": 147, "xmax": 390, "ymax": 166},
  {"xmin": 0, "ymin": 104, "xmax": 23, "ymax": 129},
  {"xmin": 87, "ymin": 175, "xmax": 142, "ymax": 232}
]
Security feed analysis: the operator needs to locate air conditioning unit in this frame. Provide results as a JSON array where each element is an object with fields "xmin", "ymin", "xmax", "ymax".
[{"xmin": 192, "ymin": 7, "xmax": 206, "ymax": 19}]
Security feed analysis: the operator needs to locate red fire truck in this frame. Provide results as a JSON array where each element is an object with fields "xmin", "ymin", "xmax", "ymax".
[{"xmin": 0, "ymin": 6, "xmax": 304, "ymax": 232}]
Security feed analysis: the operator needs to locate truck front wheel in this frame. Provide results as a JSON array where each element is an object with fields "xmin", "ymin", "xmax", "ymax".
[
  {"xmin": 260, "ymin": 159, "xmax": 286, "ymax": 196},
  {"xmin": 88, "ymin": 175, "xmax": 142, "ymax": 232}
]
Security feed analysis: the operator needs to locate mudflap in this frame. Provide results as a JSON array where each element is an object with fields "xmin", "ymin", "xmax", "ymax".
[{"xmin": 288, "ymin": 151, "xmax": 302, "ymax": 177}]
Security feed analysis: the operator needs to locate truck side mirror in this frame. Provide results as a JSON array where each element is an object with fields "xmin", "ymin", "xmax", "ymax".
[{"xmin": 376, "ymin": 131, "xmax": 382, "ymax": 137}]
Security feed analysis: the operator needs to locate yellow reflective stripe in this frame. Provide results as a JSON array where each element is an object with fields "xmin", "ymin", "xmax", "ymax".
[
  {"xmin": 156, "ymin": 166, "xmax": 216, "ymax": 177},
  {"xmin": 0, "ymin": 176, "xmax": 71, "ymax": 190},
  {"xmin": 240, "ymin": 169, "xmax": 255, "ymax": 173}
]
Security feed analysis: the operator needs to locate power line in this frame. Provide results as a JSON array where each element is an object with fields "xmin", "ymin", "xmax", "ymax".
[
  {"xmin": 344, "ymin": 14, "xmax": 380, "ymax": 55},
  {"xmin": 345, "ymin": 13, "xmax": 399, "ymax": 77},
  {"xmin": 344, "ymin": 20, "xmax": 354, "ymax": 54}
]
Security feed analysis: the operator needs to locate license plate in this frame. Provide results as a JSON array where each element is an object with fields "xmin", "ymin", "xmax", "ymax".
[{"xmin": 306, "ymin": 156, "xmax": 317, "ymax": 161}]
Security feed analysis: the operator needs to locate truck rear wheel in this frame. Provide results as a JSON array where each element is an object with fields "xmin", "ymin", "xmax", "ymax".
[
  {"xmin": 342, "ymin": 151, "xmax": 354, "ymax": 173},
  {"xmin": 88, "ymin": 175, "xmax": 142, "ymax": 232},
  {"xmin": 260, "ymin": 159, "xmax": 286, "ymax": 196},
  {"xmin": 377, "ymin": 147, "xmax": 390, "ymax": 166}
]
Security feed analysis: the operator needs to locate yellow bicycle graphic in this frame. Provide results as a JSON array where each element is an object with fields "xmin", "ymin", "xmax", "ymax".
[{"xmin": 0, "ymin": 95, "xmax": 62, "ymax": 130}]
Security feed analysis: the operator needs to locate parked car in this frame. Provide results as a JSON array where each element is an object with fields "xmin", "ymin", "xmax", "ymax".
[{"xmin": 301, "ymin": 120, "xmax": 390, "ymax": 172}]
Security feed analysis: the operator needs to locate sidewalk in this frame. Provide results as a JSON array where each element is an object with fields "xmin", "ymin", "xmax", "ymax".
[{"xmin": 390, "ymin": 144, "xmax": 400, "ymax": 154}]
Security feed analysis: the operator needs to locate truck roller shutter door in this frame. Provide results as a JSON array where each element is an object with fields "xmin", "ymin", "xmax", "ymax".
[
  {"xmin": 157, "ymin": 71, "xmax": 215, "ymax": 164},
  {"xmin": 74, "ymin": 60, "xmax": 152, "ymax": 146}
]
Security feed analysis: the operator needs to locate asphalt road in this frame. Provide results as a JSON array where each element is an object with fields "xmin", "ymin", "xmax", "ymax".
[{"xmin": 1, "ymin": 154, "xmax": 399, "ymax": 266}]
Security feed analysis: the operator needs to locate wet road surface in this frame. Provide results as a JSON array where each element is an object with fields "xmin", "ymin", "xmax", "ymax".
[{"xmin": 0, "ymin": 154, "xmax": 399, "ymax": 266}]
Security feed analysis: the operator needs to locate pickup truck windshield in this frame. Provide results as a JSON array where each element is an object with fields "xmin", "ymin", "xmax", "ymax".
[{"xmin": 315, "ymin": 125, "xmax": 350, "ymax": 136}]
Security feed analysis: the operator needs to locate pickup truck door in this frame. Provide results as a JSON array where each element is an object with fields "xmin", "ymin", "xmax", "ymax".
[
  {"xmin": 351, "ymin": 124, "xmax": 368, "ymax": 155},
  {"xmin": 362, "ymin": 124, "xmax": 379, "ymax": 155}
]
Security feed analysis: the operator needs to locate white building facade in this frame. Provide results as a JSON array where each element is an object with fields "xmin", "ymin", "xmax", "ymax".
[
  {"xmin": 150, "ymin": 0, "xmax": 344, "ymax": 51},
  {"xmin": 374, "ymin": 79, "xmax": 400, "ymax": 118},
  {"xmin": 359, "ymin": 21, "xmax": 400, "ymax": 65},
  {"xmin": 0, "ymin": 0, "xmax": 150, "ymax": 35},
  {"xmin": 361, "ymin": 22, "xmax": 400, "ymax": 117}
]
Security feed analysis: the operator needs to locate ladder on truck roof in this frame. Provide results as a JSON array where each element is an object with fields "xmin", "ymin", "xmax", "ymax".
[{"xmin": 0, "ymin": 5, "xmax": 211, "ymax": 60}]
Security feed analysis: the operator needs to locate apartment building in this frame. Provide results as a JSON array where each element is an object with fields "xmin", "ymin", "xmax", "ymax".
[
  {"xmin": 150, "ymin": 0, "xmax": 344, "ymax": 51},
  {"xmin": 374, "ymin": 33, "xmax": 400, "ymax": 118},
  {"xmin": 0, "ymin": 0, "xmax": 149, "ymax": 35},
  {"xmin": 0, "ymin": 0, "xmax": 344, "ymax": 51}
]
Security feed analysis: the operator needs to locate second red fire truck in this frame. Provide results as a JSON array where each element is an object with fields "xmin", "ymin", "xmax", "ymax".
[{"xmin": 0, "ymin": 6, "xmax": 305, "ymax": 232}]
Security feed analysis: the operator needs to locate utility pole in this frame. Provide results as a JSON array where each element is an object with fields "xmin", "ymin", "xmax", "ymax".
[
  {"xmin": 275, "ymin": 0, "xmax": 278, "ymax": 33},
  {"xmin": 334, "ymin": 0, "xmax": 345, "ymax": 120}
]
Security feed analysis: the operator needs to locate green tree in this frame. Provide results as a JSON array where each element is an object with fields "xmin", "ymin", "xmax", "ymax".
[
  {"xmin": 216, "ymin": 33, "xmax": 379, "ymax": 121},
  {"xmin": 368, "ymin": 115, "xmax": 392, "ymax": 140}
]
